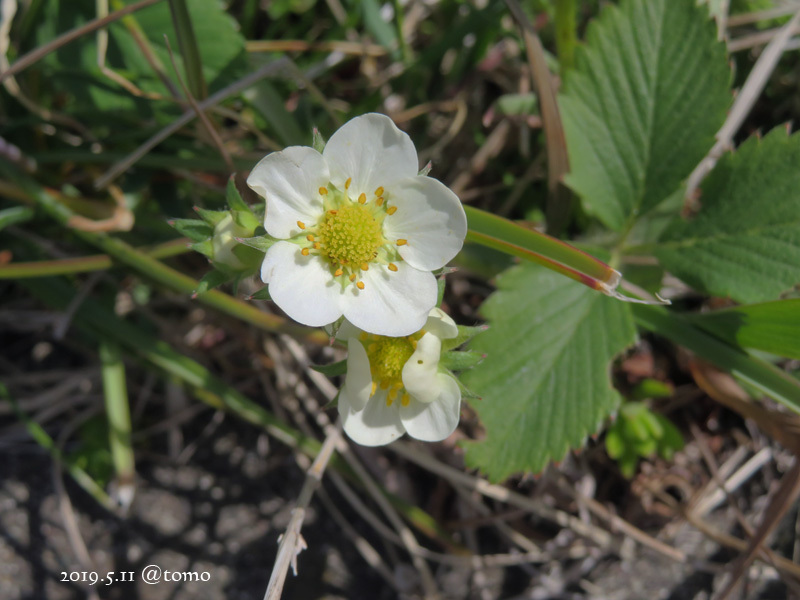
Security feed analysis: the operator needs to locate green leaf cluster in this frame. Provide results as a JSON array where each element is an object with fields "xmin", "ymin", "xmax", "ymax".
[{"xmin": 605, "ymin": 402, "xmax": 683, "ymax": 478}]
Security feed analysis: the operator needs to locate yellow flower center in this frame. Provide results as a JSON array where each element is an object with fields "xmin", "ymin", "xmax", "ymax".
[
  {"xmin": 293, "ymin": 181, "xmax": 408, "ymax": 289},
  {"xmin": 317, "ymin": 203, "xmax": 383, "ymax": 266},
  {"xmin": 360, "ymin": 330, "xmax": 426, "ymax": 407}
]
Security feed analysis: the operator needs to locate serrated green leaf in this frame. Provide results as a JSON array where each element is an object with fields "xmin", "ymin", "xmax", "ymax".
[
  {"xmin": 460, "ymin": 264, "xmax": 636, "ymax": 481},
  {"xmin": 311, "ymin": 360, "xmax": 347, "ymax": 377},
  {"xmin": 168, "ymin": 218, "xmax": 213, "ymax": 242},
  {"xmin": 655, "ymin": 129, "xmax": 800, "ymax": 303},
  {"xmin": 688, "ymin": 299, "xmax": 800, "ymax": 360},
  {"xmin": 559, "ymin": 0, "xmax": 730, "ymax": 230}
]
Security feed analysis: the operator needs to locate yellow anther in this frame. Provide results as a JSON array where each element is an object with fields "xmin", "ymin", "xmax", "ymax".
[
  {"xmin": 360, "ymin": 263, "xmax": 369, "ymax": 271},
  {"xmin": 314, "ymin": 242, "xmax": 321, "ymax": 249},
  {"xmin": 349, "ymin": 273, "xmax": 356, "ymax": 282},
  {"xmin": 387, "ymin": 206, "xmax": 397, "ymax": 215},
  {"xmin": 411, "ymin": 339, "xmax": 417, "ymax": 349},
  {"xmin": 359, "ymin": 332, "xmax": 368, "ymax": 341},
  {"xmin": 345, "ymin": 177, "xmax": 352, "ymax": 190},
  {"xmin": 386, "ymin": 396, "xmax": 393, "ymax": 407},
  {"xmin": 376, "ymin": 197, "xmax": 384, "ymax": 206},
  {"xmin": 371, "ymin": 382, "xmax": 377, "ymax": 396},
  {"xmin": 396, "ymin": 239, "xmax": 408, "ymax": 246},
  {"xmin": 356, "ymin": 281, "xmax": 365, "ymax": 290},
  {"xmin": 319, "ymin": 186, "xmax": 328, "ymax": 195},
  {"xmin": 334, "ymin": 268, "xmax": 343, "ymax": 277},
  {"xmin": 328, "ymin": 209, "xmax": 338, "ymax": 215},
  {"xmin": 388, "ymin": 386, "xmax": 399, "ymax": 403},
  {"xmin": 388, "ymin": 263, "xmax": 398, "ymax": 272},
  {"xmin": 306, "ymin": 234, "xmax": 315, "ymax": 241},
  {"xmin": 401, "ymin": 393, "xmax": 410, "ymax": 407},
  {"xmin": 358, "ymin": 192, "xmax": 366, "ymax": 204},
  {"xmin": 301, "ymin": 248, "xmax": 310, "ymax": 256},
  {"xmin": 297, "ymin": 221, "xmax": 306, "ymax": 229},
  {"xmin": 368, "ymin": 343, "xmax": 378, "ymax": 352},
  {"xmin": 375, "ymin": 186, "xmax": 384, "ymax": 197},
  {"xmin": 380, "ymin": 379, "xmax": 390, "ymax": 389}
]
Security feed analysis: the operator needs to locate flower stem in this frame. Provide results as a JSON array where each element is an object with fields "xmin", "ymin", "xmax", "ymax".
[
  {"xmin": 0, "ymin": 238, "xmax": 189, "ymax": 279},
  {"xmin": 464, "ymin": 205, "xmax": 620, "ymax": 293}
]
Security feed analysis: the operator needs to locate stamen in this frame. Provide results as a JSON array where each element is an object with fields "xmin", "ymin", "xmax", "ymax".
[
  {"xmin": 358, "ymin": 192, "xmax": 366, "ymax": 204},
  {"xmin": 349, "ymin": 274, "xmax": 356, "ymax": 282},
  {"xmin": 374, "ymin": 186, "xmax": 384, "ymax": 197},
  {"xmin": 301, "ymin": 248, "xmax": 310, "ymax": 256},
  {"xmin": 356, "ymin": 281, "xmax": 365, "ymax": 290},
  {"xmin": 314, "ymin": 242, "xmax": 321, "ymax": 249},
  {"xmin": 297, "ymin": 221, "xmax": 306, "ymax": 229},
  {"xmin": 345, "ymin": 177, "xmax": 352, "ymax": 190},
  {"xmin": 376, "ymin": 197, "xmax": 384, "ymax": 206},
  {"xmin": 328, "ymin": 209, "xmax": 338, "ymax": 215},
  {"xmin": 380, "ymin": 379, "xmax": 390, "ymax": 389},
  {"xmin": 360, "ymin": 263, "xmax": 369, "ymax": 271},
  {"xmin": 401, "ymin": 393, "xmax": 410, "ymax": 407},
  {"xmin": 319, "ymin": 186, "xmax": 328, "ymax": 195},
  {"xmin": 396, "ymin": 239, "xmax": 408, "ymax": 246},
  {"xmin": 386, "ymin": 396, "xmax": 393, "ymax": 407},
  {"xmin": 306, "ymin": 234, "xmax": 315, "ymax": 241},
  {"xmin": 388, "ymin": 263, "xmax": 398, "ymax": 272},
  {"xmin": 388, "ymin": 386, "xmax": 399, "ymax": 402},
  {"xmin": 387, "ymin": 206, "xmax": 397, "ymax": 215},
  {"xmin": 371, "ymin": 382, "xmax": 377, "ymax": 396},
  {"xmin": 334, "ymin": 268, "xmax": 343, "ymax": 277}
]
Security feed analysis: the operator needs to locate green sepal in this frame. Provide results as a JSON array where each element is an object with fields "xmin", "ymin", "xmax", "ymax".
[
  {"xmin": 247, "ymin": 286, "xmax": 272, "ymax": 301},
  {"xmin": 194, "ymin": 206, "xmax": 228, "ymax": 227},
  {"xmin": 168, "ymin": 218, "xmax": 213, "ymax": 242},
  {"xmin": 191, "ymin": 239, "xmax": 215, "ymax": 258},
  {"xmin": 312, "ymin": 127, "xmax": 326, "ymax": 153},
  {"xmin": 321, "ymin": 390, "xmax": 339, "ymax": 411},
  {"xmin": 237, "ymin": 235, "xmax": 277, "ymax": 253},
  {"xmin": 232, "ymin": 209, "xmax": 261, "ymax": 232},
  {"xmin": 439, "ymin": 350, "xmax": 485, "ymax": 372},
  {"xmin": 454, "ymin": 374, "xmax": 481, "ymax": 400},
  {"xmin": 193, "ymin": 269, "xmax": 231, "ymax": 296},
  {"xmin": 441, "ymin": 325, "xmax": 488, "ymax": 352},
  {"xmin": 225, "ymin": 177, "xmax": 250, "ymax": 213},
  {"xmin": 311, "ymin": 359, "xmax": 348, "ymax": 377},
  {"xmin": 436, "ymin": 276, "xmax": 446, "ymax": 307}
]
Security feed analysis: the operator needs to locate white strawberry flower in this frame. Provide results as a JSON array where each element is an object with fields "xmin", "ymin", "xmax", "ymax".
[
  {"xmin": 337, "ymin": 308, "xmax": 462, "ymax": 446},
  {"xmin": 246, "ymin": 113, "xmax": 467, "ymax": 337}
]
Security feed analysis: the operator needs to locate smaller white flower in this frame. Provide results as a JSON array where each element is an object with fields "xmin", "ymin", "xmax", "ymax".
[
  {"xmin": 246, "ymin": 113, "xmax": 467, "ymax": 337},
  {"xmin": 337, "ymin": 308, "xmax": 462, "ymax": 446}
]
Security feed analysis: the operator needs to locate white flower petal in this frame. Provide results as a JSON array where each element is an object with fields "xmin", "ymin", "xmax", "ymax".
[
  {"xmin": 247, "ymin": 146, "xmax": 329, "ymax": 239},
  {"xmin": 341, "ymin": 263, "xmax": 437, "ymax": 337},
  {"xmin": 424, "ymin": 307, "xmax": 458, "ymax": 340},
  {"xmin": 342, "ymin": 337, "xmax": 372, "ymax": 411},
  {"xmin": 383, "ymin": 176, "xmax": 467, "ymax": 271},
  {"xmin": 341, "ymin": 388, "xmax": 406, "ymax": 447},
  {"xmin": 401, "ymin": 333, "xmax": 442, "ymax": 403},
  {"xmin": 261, "ymin": 241, "xmax": 343, "ymax": 326},
  {"xmin": 323, "ymin": 113, "xmax": 419, "ymax": 197},
  {"xmin": 400, "ymin": 374, "xmax": 461, "ymax": 442}
]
